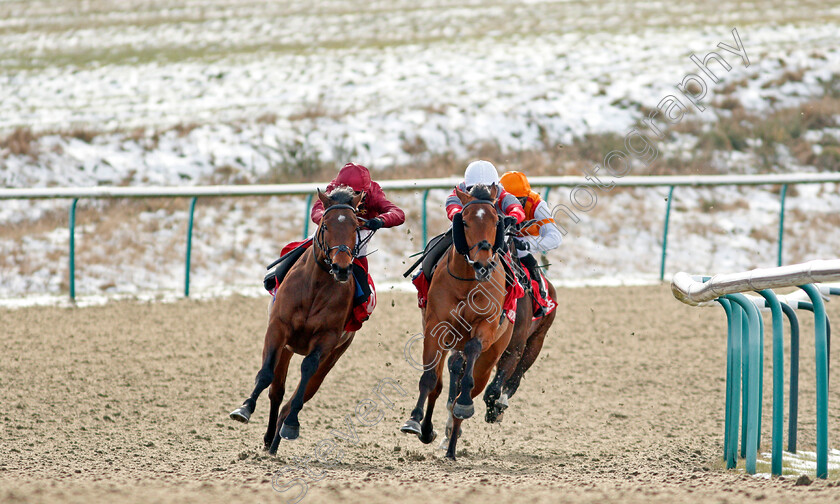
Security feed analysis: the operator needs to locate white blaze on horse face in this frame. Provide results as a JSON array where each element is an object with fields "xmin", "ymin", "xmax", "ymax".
[
  {"xmin": 337, "ymin": 215, "xmax": 346, "ymax": 222},
  {"xmin": 475, "ymin": 208, "xmax": 485, "ymax": 219}
]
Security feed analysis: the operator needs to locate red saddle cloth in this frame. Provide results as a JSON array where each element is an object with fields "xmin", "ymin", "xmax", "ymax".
[
  {"xmin": 270, "ymin": 239, "xmax": 375, "ymax": 333},
  {"xmin": 523, "ymin": 267, "xmax": 557, "ymax": 321},
  {"xmin": 412, "ymin": 253, "xmax": 524, "ymax": 324}
]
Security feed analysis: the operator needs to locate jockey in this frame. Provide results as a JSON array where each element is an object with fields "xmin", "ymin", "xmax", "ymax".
[
  {"xmin": 445, "ymin": 160, "xmax": 526, "ymax": 224},
  {"xmin": 265, "ymin": 162, "xmax": 404, "ymax": 325},
  {"xmin": 498, "ymin": 171, "xmax": 561, "ymax": 307},
  {"xmin": 309, "ymin": 162, "xmax": 406, "ymax": 302}
]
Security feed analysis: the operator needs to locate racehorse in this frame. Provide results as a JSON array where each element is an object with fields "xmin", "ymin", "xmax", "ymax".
[
  {"xmin": 400, "ymin": 184, "xmax": 515, "ymax": 460},
  {"xmin": 229, "ymin": 187, "xmax": 370, "ymax": 454},
  {"xmin": 483, "ymin": 256, "xmax": 556, "ymax": 423}
]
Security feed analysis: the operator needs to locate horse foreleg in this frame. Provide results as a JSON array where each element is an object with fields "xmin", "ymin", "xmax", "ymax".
[
  {"xmin": 263, "ymin": 347, "xmax": 293, "ymax": 449},
  {"xmin": 267, "ymin": 347, "xmax": 323, "ymax": 453},
  {"xmin": 401, "ymin": 339, "xmax": 444, "ymax": 437},
  {"xmin": 275, "ymin": 333, "xmax": 356, "ymax": 427},
  {"xmin": 230, "ymin": 326, "xmax": 286, "ymax": 423},
  {"xmin": 452, "ymin": 338, "xmax": 482, "ymax": 420},
  {"xmin": 484, "ymin": 322, "xmax": 528, "ymax": 423},
  {"xmin": 418, "ymin": 357, "xmax": 445, "ymax": 444},
  {"xmin": 444, "ymin": 415, "xmax": 464, "ymax": 461}
]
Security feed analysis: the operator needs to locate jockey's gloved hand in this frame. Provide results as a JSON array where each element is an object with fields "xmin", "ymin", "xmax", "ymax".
[
  {"xmin": 502, "ymin": 216, "xmax": 517, "ymax": 230},
  {"xmin": 364, "ymin": 217, "xmax": 384, "ymax": 231},
  {"xmin": 514, "ymin": 239, "xmax": 530, "ymax": 251}
]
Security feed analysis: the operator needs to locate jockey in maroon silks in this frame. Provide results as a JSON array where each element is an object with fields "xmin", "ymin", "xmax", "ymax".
[{"xmin": 266, "ymin": 162, "xmax": 404, "ymax": 331}]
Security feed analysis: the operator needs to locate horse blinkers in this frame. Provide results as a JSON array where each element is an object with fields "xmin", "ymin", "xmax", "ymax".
[{"xmin": 451, "ymin": 209, "xmax": 505, "ymax": 256}]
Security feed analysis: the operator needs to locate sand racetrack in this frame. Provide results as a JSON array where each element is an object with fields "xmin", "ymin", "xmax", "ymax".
[{"xmin": 2, "ymin": 285, "xmax": 839, "ymax": 503}]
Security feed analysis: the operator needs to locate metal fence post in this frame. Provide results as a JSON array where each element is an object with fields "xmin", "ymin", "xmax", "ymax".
[
  {"xmin": 725, "ymin": 293, "xmax": 761, "ymax": 475},
  {"xmin": 185, "ymin": 197, "xmax": 198, "ymax": 297},
  {"xmin": 798, "ymin": 284, "xmax": 829, "ymax": 478},
  {"xmin": 659, "ymin": 186, "xmax": 675, "ymax": 281},
  {"xmin": 757, "ymin": 289, "xmax": 784, "ymax": 476},
  {"xmin": 303, "ymin": 193, "xmax": 314, "ymax": 239},
  {"xmin": 422, "ymin": 189, "xmax": 430, "ymax": 247},
  {"xmin": 780, "ymin": 302, "xmax": 799, "ymax": 453},
  {"xmin": 69, "ymin": 198, "xmax": 78, "ymax": 301},
  {"xmin": 777, "ymin": 184, "xmax": 787, "ymax": 267}
]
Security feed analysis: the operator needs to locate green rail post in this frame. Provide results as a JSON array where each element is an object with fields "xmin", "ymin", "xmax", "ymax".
[
  {"xmin": 421, "ymin": 189, "xmax": 430, "ymax": 247},
  {"xmin": 740, "ymin": 307, "xmax": 749, "ymax": 459},
  {"xmin": 717, "ymin": 298, "xmax": 736, "ymax": 466},
  {"xmin": 69, "ymin": 198, "xmax": 78, "ymax": 301},
  {"xmin": 757, "ymin": 289, "xmax": 784, "ymax": 476},
  {"xmin": 659, "ymin": 186, "xmax": 675, "ymax": 281},
  {"xmin": 303, "ymin": 193, "xmax": 314, "ymax": 239},
  {"xmin": 780, "ymin": 302, "xmax": 800, "ymax": 453},
  {"xmin": 777, "ymin": 184, "xmax": 787, "ymax": 267},
  {"xmin": 798, "ymin": 283, "xmax": 829, "ymax": 479},
  {"xmin": 543, "ymin": 186, "xmax": 552, "ymax": 202},
  {"xmin": 725, "ymin": 293, "xmax": 761, "ymax": 475},
  {"xmin": 727, "ymin": 301, "xmax": 743, "ymax": 468},
  {"xmin": 184, "ymin": 197, "xmax": 197, "ymax": 297}
]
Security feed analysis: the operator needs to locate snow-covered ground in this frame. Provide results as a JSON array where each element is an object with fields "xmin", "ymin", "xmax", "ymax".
[{"xmin": 1, "ymin": 0, "xmax": 840, "ymax": 301}]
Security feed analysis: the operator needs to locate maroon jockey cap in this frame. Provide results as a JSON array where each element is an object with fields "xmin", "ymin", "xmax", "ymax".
[{"xmin": 334, "ymin": 163, "xmax": 372, "ymax": 193}]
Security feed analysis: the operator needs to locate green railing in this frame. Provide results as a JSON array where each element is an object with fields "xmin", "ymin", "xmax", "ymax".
[
  {"xmin": 3, "ymin": 173, "xmax": 840, "ymax": 300},
  {"xmin": 672, "ymin": 262, "xmax": 840, "ymax": 479}
]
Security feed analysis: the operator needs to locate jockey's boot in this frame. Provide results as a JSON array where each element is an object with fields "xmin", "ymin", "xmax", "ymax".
[{"xmin": 520, "ymin": 253, "xmax": 547, "ymax": 317}]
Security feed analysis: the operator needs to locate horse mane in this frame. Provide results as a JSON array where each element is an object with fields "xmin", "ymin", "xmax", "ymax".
[
  {"xmin": 469, "ymin": 184, "xmax": 492, "ymax": 201},
  {"xmin": 327, "ymin": 185, "xmax": 358, "ymax": 205}
]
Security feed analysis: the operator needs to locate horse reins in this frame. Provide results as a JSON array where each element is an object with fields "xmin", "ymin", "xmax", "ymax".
[{"xmin": 314, "ymin": 204, "xmax": 375, "ymax": 272}]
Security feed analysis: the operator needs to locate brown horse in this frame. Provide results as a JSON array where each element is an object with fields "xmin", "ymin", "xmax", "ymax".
[
  {"xmin": 483, "ymin": 265, "xmax": 556, "ymax": 423},
  {"xmin": 400, "ymin": 184, "xmax": 515, "ymax": 460},
  {"xmin": 229, "ymin": 187, "xmax": 368, "ymax": 454}
]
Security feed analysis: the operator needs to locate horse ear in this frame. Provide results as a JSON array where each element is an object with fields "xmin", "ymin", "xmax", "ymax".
[
  {"xmin": 351, "ymin": 191, "xmax": 365, "ymax": 210},
  {"xmin": 455, "ymin": 187, "xmax": 473, "ymax": 205},
  {"xmin": 489, "ymin": 185, "xmax": 499, "ymax": 203},
  {"xmin": 317, "ymin": 188, "xmax": 331, "ymax": 208}
]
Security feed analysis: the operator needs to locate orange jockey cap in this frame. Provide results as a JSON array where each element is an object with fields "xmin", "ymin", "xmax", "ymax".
[{"xmin": 499, "ymin": 171, "xmax": 531, "ymax": 198}]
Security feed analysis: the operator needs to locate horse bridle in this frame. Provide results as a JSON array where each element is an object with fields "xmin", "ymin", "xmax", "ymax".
[
  {"xmin": 448, "ymin": 199, "xmax": 502, "ymax": 281},
  {"xmin": 313, "ymin": 204, "xmax": 375, "ymax": 272}
]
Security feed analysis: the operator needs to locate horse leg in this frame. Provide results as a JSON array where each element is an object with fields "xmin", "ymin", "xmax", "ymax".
[
  {"xmin": 275, "ymin": 333, "xmax": 356, "ymax": 427},
  {"xmin": 484, "ymin": 303, "xmax": 530, "ymax": 423},
  {"xmin": 230, "ymin": 325, "xmax": 286, "ymax": 423},
  {"xmin": 263, "ymin": 347, "xmax": 293, "ymax": 449},
  {"xmin": 401, "ymin": 340, "xmax": 444, "ymax": 437},
  {"xmin": 267, "ymin": 347, "xmax": 323, "ymax": 453},
  {"xmin": 440, "ymin": 352, "xmax": 465, "ymax": 446},
  {"xmin": 503, "ymin": 321, "xmax": 549, "ymax": 400},
  {"xmin": 418, "ymin": 357, "xmax": 445, "ymax": 444},
  {"xmin": 452, "ymin": 338, "xmax": 482, "ymax": 420},
  {"xmin": 444, "ymin": 416, "xmax": 465, "ymax": 461}
]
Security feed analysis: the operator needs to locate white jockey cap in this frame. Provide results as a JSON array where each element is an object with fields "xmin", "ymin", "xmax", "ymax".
[{"xmin": 464, "ymin": 160, "xmax": 500, "ymax": 189}]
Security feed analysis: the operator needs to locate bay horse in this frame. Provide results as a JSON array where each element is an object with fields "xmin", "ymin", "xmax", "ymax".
[
  {"xmin": 483, "ymin": 259, "xmax": 556, "ymax": 423},
  {"xmin": 229, "ymin": 187, "xmax": 370, "ymax": 454},
  {"xmin": 400, "ymin": 184, "xmax": 515, "ymax": 460}
]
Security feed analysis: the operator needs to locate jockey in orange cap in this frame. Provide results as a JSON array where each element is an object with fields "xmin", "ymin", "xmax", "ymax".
[{"xmin": 499, "ymin": 171, "xmax": 561, "ymax": 311}]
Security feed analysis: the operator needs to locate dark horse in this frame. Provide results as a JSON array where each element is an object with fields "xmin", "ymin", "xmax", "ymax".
[
  {"xmin": 229, "ymin": 187, "xmax": 369, "ymax": 454},
  {"xmin": 483, "ymin": 251, "xmax": 557, "ymax": 423},
  {"xmin": 400, "ymin": 184, "xmax": 515, "ymax": 460}
]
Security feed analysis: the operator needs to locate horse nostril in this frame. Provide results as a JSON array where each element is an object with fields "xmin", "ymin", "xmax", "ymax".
[{"xmin": 477, "ymin": 240, "xmax": 492, "ymax": 251}]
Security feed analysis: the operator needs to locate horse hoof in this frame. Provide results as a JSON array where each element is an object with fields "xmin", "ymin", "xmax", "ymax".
[
  {"xmin": 418, "ymin": 429, "xmax": 437, "ymax": 445},
  {"xmin": 229, "ymin": 407, "xmax": 251, "ymax": 423},
  {"xmin": 400, "ymin": 419, "xmax": 422, "ymax": 436},
  {"xmin": 452, "ymin": 402, "xmax": 474, "ymax": 420},
  {"xmin": 280, "ymin": 423, "xmax": 299, "ymax": 440}
]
